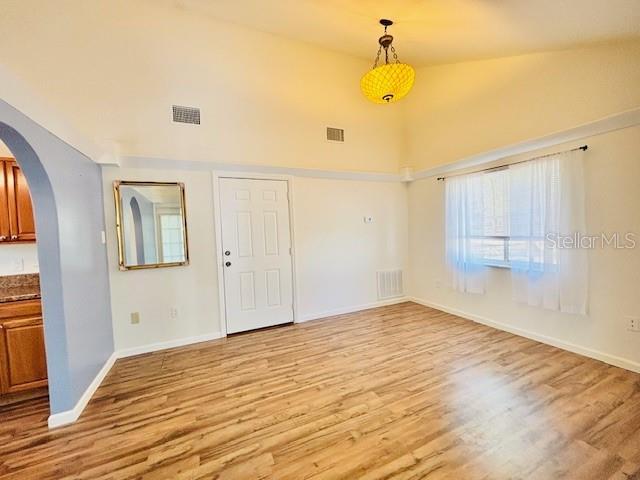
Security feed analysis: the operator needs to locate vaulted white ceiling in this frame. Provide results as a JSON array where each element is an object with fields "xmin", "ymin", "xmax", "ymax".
[{"xmin": 169, "ymin": 0, "xmax": 640, "ymax": 65}]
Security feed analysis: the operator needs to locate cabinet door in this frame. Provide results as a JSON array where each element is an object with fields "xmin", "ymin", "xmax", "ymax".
[
  {"xmin": 5, "ymin": 160, "xmax": 36, "ymax": 242},
  {"xmin": 0, "ymin": 160, "xmax": 10, "ymax": 242},
  {"xmin": 0, "ymin": 317, "xmax": 48, "ymax": 394}
]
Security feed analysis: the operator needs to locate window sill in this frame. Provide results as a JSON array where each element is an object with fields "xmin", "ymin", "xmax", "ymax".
[{"xmin": 482, "ymin": 261, "xmax": 511, "ymax": 269}]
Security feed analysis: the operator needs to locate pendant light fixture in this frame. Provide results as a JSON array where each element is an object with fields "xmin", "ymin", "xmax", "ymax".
[{"xmin": 361, "ymin": 19, "xmax": 415, "ymax": 104}]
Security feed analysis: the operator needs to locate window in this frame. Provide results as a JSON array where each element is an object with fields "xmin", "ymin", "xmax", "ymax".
[
  {"xmin": 448, "ymin": 166, "xmax": 558, "ymax": 269},
  {"xmin": 470, "ymin": 167, "xmax": 510, "ymax": 267},
  {"xmin": 157, "ymin": 211, "xmax": 185, "ymax": 263},
  {"xmin": 445, "ymin": 148, "xmax": 587, "ymax": 313}
]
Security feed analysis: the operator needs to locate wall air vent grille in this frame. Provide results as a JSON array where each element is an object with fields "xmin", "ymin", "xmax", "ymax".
[
  {"xmin": 172, "ymin": 105, "xmax": 201, "ymax": 125},
  {"xmin": 377, "ymin": 270, "xmax": 403, "ymax": 300},
  {"xmin": 326, "ymin": 127, "xmax": 345, "ymax": 142}
]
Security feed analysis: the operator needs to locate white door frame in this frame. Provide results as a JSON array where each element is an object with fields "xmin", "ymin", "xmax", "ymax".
[{"xmin": 212, "ymin": 171, "xmax": 299, "ymax": 336}]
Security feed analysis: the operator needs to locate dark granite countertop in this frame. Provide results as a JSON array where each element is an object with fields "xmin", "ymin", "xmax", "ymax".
[{"xmin": 0, "ymin": 274, "xmax": 41, "ymax": 303}]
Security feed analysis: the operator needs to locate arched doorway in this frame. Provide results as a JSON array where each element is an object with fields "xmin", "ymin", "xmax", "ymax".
[
  {"xmin": 0, "ymin": 121, "xmax": 72, "ymax": 416},
  {"xmin": 0, "ymin": 99, "xmax": 114, "ymax": 425}
]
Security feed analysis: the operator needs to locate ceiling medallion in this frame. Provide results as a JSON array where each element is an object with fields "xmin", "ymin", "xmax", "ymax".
[{"xmin": 361, "ymin": 19, "xmax": 415, "ymax": 104}]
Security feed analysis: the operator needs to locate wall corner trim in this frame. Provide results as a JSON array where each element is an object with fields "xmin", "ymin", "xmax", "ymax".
[
  {"xmin": 115, "ymin": 157, "xmax": 404, "ymax": 183},
  {"xmin": 47, "ymin": 351, "xmax": 118, "ymax": 429},
  {"xmin": 409, "ymin": 297, "xmax": 640, "ymax": 374},
  {"xmin": 112, "ymin": 107, "xmax": 640, "ymax": 183},
  {"xmin": 412, "ymin": 106, "xmax": 640, "ymax": 180}
]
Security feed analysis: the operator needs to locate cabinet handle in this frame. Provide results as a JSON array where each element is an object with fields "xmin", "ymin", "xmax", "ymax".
[
  {"xmin": 10, "ymin": 235, "xmax": 17, "ymax": 240},
  {"xmin": 0, "ymin": 236, "xmax": 6, "ymax": 241}
]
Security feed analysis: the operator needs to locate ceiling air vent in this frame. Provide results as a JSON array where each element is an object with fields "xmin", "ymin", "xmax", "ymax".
[
  {"xmin": 326, "ymin": 127, "xmax": 345, "ymax": 142},
  {"xmin": 172, "ymin": 105, "xmax": 201, "ymax": 125}
]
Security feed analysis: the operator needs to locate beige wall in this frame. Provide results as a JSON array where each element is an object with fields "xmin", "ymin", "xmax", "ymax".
[
  {"xmin": 2, "ymin": 2, "xmax": 639, "ymax": 175},
  {"xmin": 4, "ymin": 1, "xmax": 640, "ymax": 368},
  {"xmin": 293, "ymin": 177, "xmax": 408, "ymax": 320},
  {"xmin": 102, "ymin": 167, "xmax": 221, "ymax": 351},
  {"xmin": 102, "ymin": 166, "xmax": 408, "ymax": 352},
  {"xmin": 404, "ymin": 40, "xmax": 640, "ymax": 170},
  {"xmin": 407, "ymin": 125, "xmax": 640, "ymax": 369},
  {"xmin": 1, "ymin": 0, "xmax": 404, "ymax": 173}
]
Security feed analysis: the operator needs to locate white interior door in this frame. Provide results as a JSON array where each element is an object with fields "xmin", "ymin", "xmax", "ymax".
[{"xmin": 219, "ymin": 178, "xmax": 294, "ymax": 334}]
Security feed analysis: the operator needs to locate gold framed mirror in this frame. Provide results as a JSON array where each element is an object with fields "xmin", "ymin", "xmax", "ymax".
[{"xmin": 113, "ymin": 181, "xmax": 189, "ymax": 270}]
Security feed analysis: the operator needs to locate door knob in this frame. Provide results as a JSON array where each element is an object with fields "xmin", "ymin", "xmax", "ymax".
[
  {"xmin": 224, "ymin": 250, "xmax": 231, "ymax": 256},
  {"xmin": 0, "ymin": 236, "xmax": 6, "ymax": 241},
  {"xmin": 10, "ymin": 235, "xmax": 17, "ymax": 241},
  {"xmin": 225, "ymin": 261, "xmax": 231, "ymax": 267}
]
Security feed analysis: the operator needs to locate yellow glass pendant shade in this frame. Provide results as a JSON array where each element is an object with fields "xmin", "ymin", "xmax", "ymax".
[
  {"xmin": 360, "ymin": 63, "xmax": 415, "ymax": 104},
  {"xmin": 361, "ymin": 19, "xmax": 415, "ymax": 104}
]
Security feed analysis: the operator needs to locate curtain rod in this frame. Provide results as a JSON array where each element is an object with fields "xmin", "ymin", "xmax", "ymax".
[{"xmin": 436, "ymin": 144, "xmax": 588, "ymax": 181}]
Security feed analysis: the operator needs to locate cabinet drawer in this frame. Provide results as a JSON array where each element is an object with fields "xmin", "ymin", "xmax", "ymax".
[{"xmin": 0, "ymin": 299, "xmax": 42, "ymax": 320}]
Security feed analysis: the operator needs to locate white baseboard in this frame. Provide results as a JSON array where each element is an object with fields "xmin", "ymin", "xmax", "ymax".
[
  {"xmin": 46, "ymin": 299, "xmax": 414, "ymax": 429},
  {"xmin": 410, "ymin": 297, "xmax": 640, "ymax": 374},
  {"xmin": 118, "ymin": 156, "xmax": 403, "ymax": 183},
  {"xmin": 48, "ymin": 351, "xmax": 118, "ymax": 429},
  {"xmin": 117, "ymin": 332, "xmax": 224, "ymax": 358},
  {"xmin": 297, "ymin": 296, "xmax": 410, "ymax": 323},
  {"xmin": 47, "ymin": 331, "xmax": 224, "ymax": 429}
]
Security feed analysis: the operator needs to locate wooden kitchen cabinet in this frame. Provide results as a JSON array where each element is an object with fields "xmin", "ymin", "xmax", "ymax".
[
  {"xmin": 0, "ymin": 158, "xmax": 36, "ymax": 243},
  {"xmin": 0, "ymin": 299, "xmax": 47, "ymax": 394}
]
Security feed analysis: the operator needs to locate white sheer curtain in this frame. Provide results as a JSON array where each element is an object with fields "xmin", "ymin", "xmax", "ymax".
[
  {"xmin": 509, "ymin": 149, "xmax": 588, "ymax": 314},
  {"xmin": 445, "ymin": 172, "xmax": 488, "ymax": 294},
  {"xmin": 444, "ymin": 148, "xmax": 588, "ymax": 313}
]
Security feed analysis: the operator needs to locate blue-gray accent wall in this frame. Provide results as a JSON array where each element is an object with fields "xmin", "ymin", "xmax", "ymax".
[{"xmin": 0, "ymin": 99, "xmax": 114, "ymax": 414}]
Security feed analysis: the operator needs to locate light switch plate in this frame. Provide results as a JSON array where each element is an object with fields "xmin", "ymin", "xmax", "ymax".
[
  {"xmin": 364, "ymin": 216, "xmax": 373, "ymax": 224},
  {"xmin": 130, "ymin": 312, "xmax": 140, "ymax": 325}
]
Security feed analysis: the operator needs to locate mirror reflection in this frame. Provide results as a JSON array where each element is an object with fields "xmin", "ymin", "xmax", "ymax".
[{"xmin": 114, "ymin": 182, "xmax": 188, "ymax": 269}]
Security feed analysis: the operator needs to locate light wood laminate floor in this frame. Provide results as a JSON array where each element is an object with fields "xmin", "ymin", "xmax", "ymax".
[{"xmin": 1, "ymin": 302, "xmax": 640, "ymax": 479}]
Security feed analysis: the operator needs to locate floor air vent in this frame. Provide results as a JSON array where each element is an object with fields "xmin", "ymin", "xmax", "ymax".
[
  {"xmin": 172, "ymin": 105, "xmax": 201, "ymax": 125},
  {"xmin": 326, "ymin": 127, "xmax": 345, "ymax": 142},
  {"xmin": 377, "ymin": 270, "xmax": 403, "ymax": 300}
]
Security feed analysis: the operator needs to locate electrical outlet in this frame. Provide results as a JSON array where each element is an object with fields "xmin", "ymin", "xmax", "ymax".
[
  {"xmin": 435, "ymin": 279, "xmax": 443, "ymax": 289},
  {"xmin": 130, "ymin": 312, "xmax": 140, "ymax": 325},
  {"xmin": 626, "ymin": 316, "xmax": 640, "ymax": 332},
  {"xmin": 170, "ymin": 307, "xmax": 178, "ymax": 319}
]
